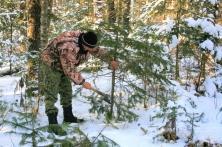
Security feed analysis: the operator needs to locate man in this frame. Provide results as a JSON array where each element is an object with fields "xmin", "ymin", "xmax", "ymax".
[{"xmin": 40, "ymin": 30, "xmax": 118, "ymax": 135}]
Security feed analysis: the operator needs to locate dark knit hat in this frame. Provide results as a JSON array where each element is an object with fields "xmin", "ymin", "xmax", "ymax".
[{"xmin": 81, "ymin": 31, "xmax": 98, "ymax": 48}]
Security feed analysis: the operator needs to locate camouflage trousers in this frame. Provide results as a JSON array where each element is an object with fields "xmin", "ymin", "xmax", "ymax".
[{"xmin": 39, "ymin": 63, "xmax": 73, "ymax": 115}]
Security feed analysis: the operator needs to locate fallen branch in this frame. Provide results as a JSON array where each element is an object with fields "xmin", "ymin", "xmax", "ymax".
[{"xmin": 0, "ymin": 66, "xmax": 20, "ymax": 76}]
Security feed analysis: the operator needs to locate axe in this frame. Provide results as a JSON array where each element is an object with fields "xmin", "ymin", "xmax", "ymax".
[{"xmin": 90, "ymin": 87, "xmax": 111, "ymax": 104}]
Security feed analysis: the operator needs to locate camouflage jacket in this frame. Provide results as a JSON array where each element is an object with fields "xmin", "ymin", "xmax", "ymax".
[{"xmin": 41, "ymin": 31, "xmax": 107, "ymax": 85}]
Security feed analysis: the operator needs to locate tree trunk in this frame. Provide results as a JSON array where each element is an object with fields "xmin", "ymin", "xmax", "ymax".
[
  {"xmin": 175, "ymin": 45, "xmax": 180, "ymax": 80},
  {"xmin": 41, "ymin": 0, "xmax": 53, "ymax": 49},
  {"xmin": 135, "ymin": 0, "xmax": 143, "ymax": 18},
  {"xmin": 9, "ymin": 17, "xmax": 13, "ymax": 74},
  {"xmin": 92, "ymin": 0, "xmax": 97, "ymax": 22},
  {"xmin": 196, "ymin": 53, "xmax": 207, "ymax": 92},
  {"xmin": 117, "ymin": 0, "xmax": 123, "ymax": 24},
  {"xmin": 107, "ymin": 0, "xmax": 116, "ymax": 120},
  {"xmin": 107, "ymin": 0, "xmax": 116, "ymax": 23},
  {"xmin": 175, "ymin": 0, "xmax": 182, "ymax": 80},
  {"xmin": 215, "ymin": 2, "xmax": 222, "ymax": 64},
  {"xmin": 87, "ymin": 0, "xmax": 94, "ymax": 22},
  {"xmin": 18, "ymin": 0, "xmax": 27, "ymax": 53},
  {"xmin": 122, "ymin": 0, "xmax": 130, "ymax": 31},
  {"xmin": 79, "ymin": 0, "xmax": 84, "ymax": 7},
  {"xmin": 26, "ymin": 0, "xmax": 41, "ymax": 97}
]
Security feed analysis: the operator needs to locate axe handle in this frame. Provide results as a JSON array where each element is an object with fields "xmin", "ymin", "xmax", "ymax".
[{"xmin": 91, "ymin": 87, "xmax": 111, "ymax": 104}]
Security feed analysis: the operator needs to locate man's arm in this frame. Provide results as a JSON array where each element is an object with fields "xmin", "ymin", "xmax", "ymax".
[
  {"xmin": 59, "ymin": 46, "xmax": 85, "ymax": 85},
  {"xmin": 90, "ymin": 47, "xmax": 111, "ymax": 62},
  {"xmin": 91, "ymin": 47, "xmax": 118, "ymax": 70}
]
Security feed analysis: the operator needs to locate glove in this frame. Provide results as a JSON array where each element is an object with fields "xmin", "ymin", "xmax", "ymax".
[
  {"xmin": 82, "ymin": 82, "xmax": 92, "ymax": 90},
  {"xmin": 110, "ymin": 60, "xmax": 119, "ymax": 70}
]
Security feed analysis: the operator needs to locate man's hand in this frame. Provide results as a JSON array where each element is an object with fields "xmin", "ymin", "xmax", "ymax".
[
  {"xmin": 82, "ymin": 82, "xmax": 92, "ymax": 90},
  {"xmin": 110, "ymin": 60, "xmax": 119, "ymax": 70}
]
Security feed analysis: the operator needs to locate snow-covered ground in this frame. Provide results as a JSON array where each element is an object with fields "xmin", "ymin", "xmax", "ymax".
[{"xmin": 0, "ymin": 76, "xmax": 222, "ymax": 147}]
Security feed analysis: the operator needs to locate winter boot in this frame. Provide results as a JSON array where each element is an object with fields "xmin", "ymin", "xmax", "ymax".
[
  {"xmin": 63, "ymin": 105, "xmax": 84, "ymax": 123},
  {"xmin": 47, "ymin": 112, "xmax": 67, "ymax": 136},
  {"xmin": 48, "ymin": 112, "xmax": 58, "ymax": 124}
]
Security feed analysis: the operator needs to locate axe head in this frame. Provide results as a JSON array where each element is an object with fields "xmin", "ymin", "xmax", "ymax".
[{"xmin": 91, "ymin": 88, "xmax": 111, "ymax": 104}]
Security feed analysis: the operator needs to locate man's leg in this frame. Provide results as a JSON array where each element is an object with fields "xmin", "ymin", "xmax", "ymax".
[
  {"xmin": 59, "ymin": 74, "xmax": 72, "ymax": 107},
  {"xmin": 59, "ymin": 75, "xmax": 83, "ymax": 123},
  {"xmin": 43, "ymin": 64, "xmax": 60, "ymax": 116},
  {"xmin": 41, "ymin": 64, "xmax": 66, "ymax": 135}
]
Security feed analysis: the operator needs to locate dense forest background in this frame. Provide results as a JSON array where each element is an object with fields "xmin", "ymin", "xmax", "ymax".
[{"xmin": 0, "ymin": 0, "xmax": 222, "ymax": 146}]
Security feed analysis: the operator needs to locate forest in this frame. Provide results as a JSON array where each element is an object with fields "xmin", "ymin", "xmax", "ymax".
[{"xmin": 0, "ymin": 0, "xmax": 222, "ymax": 146}]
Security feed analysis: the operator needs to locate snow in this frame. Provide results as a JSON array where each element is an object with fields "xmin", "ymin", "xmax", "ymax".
[
  {"xmin": 200, "ymin": 19, "xmax": 217, "ymax": 37},
  {"xmin": 203, "ymin": 77, "xmax": 217, "ymax": 97},
  {"xmin": 216, "ymin": 24, "xmax": 222, "ymax": 38},
  {"xmin": 185, "ymin": 18, "xmax": 198, "ymax": 27},
  {"xmin": 208, "ymin": 0, "xmax": 218, "ymax": 5},
  {"xmin": 185, "ymin": 18, "xmax": 222, "ymax": 38},
  {"xmin": 215, "ymin": 46, "xmax": 222, "ymax": 61},
  {"xmin": 169, "ymin": 35, "xmax": 179, "ymax": 49},
  {"xmin": 150, "ymin": 18, "xmax": 175, "ymax": 35},
  {"xmin": 0, "ymin": 12, "xmax": 17, "ymax": 16},
  {"xmin": 200, "ymin": 39, "xmax": 214, "ymax": 52},
  {"xmin": 0, "ymin": 75, "xmax": 222, "ymax": 147},
  {"xmin": 0, "ymin": 76, "xmax": 20, "ymax": 97},
  {"xmin": 160, "ymin": 18, "xmax": 175, "ymax": 34},
  {"xmin": 139, "ymin": 0, "xmax": 165, "ymax": 21}
]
